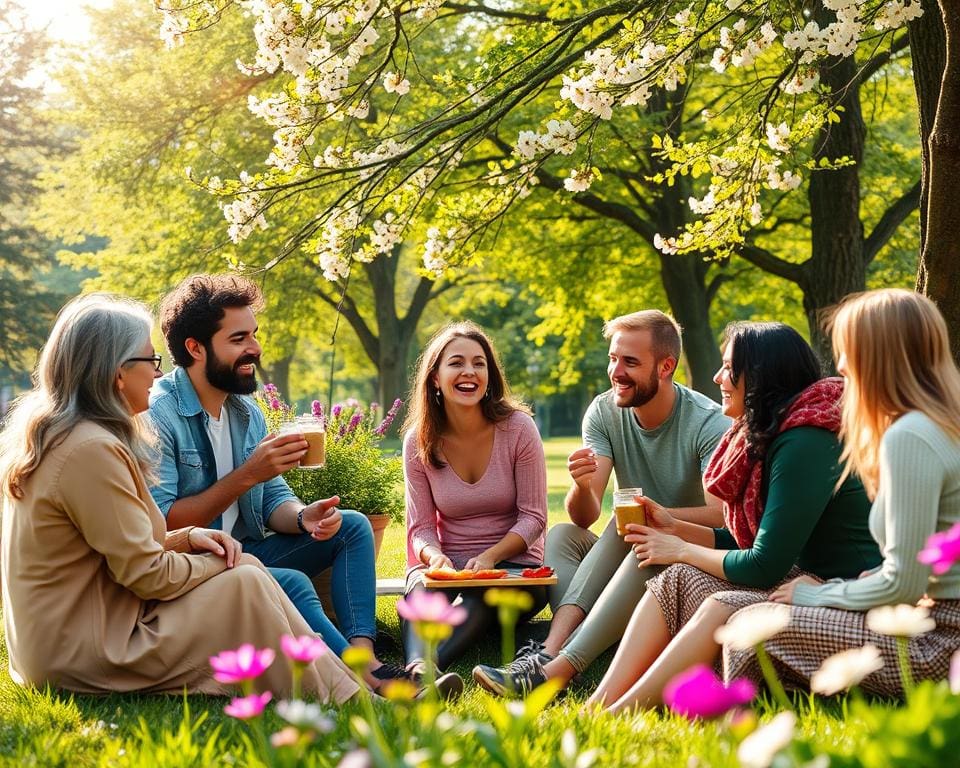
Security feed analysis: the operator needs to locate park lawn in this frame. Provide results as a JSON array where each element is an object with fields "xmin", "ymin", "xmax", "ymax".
[{"xmin": 0, "ymin": 438, "xmax": 860, "ymax": 767}]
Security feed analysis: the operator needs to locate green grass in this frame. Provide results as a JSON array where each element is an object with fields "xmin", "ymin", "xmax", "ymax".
[{"xmin": 0, "ymin": 438, "xmax": 861, "ymax": 766}]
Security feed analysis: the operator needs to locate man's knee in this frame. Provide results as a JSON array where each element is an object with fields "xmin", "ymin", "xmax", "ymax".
[
  {"xmin": 546, "ymin": 522, "xmax": 594, "ymax": 560},
  {"xmin": 337, "ymin": 509, "xmax": 373, "ymax": 540}
]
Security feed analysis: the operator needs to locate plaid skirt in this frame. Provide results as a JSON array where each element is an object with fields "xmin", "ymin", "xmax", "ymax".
[
  {"xmin": 645, "ymin": 563, "xmax": 806, "ymax": 636},
  {"xmin": 723, "ymin": 598, "xmax": 960, "ymax": 697}
]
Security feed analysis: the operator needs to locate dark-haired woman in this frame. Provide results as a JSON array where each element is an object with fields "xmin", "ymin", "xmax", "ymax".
[
  {"xmin": 401, "ymin": 321, "xmax": 548, "ymax": 674},
  {"xmin": 583, "ymin": 321, "xmax": 881, "ymax": 713}
]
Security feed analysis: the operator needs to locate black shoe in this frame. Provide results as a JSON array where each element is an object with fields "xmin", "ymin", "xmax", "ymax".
[
  {"xmin": 371, "ymin": 663, "xmax": 415, "ymax": 683},
  {"xmin": 414, "ymin": 672, "xmax": 464, "ymax": 702},
  {"xmin": 472, "ymin": 654, "xmax": 549, "ymax": 698}
]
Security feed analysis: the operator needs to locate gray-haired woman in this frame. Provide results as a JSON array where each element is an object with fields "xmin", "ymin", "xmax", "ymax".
[{"xmin": 0, "ymin": 293, "xmax": 358, "ymax": 699}]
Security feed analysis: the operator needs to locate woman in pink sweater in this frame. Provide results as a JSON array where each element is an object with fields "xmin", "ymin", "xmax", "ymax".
[{"xmin": 400, "ymin": 321, "xmax": 549, "ymax": 673}]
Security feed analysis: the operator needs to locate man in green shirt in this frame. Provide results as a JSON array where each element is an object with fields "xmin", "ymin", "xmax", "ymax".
[{"xmin": 474, "ymin": 310, "xmax": 729, "ymax": 696}]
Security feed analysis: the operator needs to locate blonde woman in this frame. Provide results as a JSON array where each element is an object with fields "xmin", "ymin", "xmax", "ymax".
[
  {"xmin": 728, "ymin": 289, "xmax": 960, "ymax": 696},
  {"xmin": 0, "ymin": 294, "xmax": 359, "ymax": 699}
]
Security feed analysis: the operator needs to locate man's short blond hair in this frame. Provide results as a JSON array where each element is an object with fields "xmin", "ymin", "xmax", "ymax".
[{"xmin": 603, "ymin": 310, "xmax": 682, "ymax": 363}]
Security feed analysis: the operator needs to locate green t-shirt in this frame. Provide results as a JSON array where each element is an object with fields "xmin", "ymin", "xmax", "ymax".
[
  {"xmin": 716, "ymin": 426, "xmax": 881, "ymax": 588},
  {"xmin": 582, "ymin": 383, "xmax": 729, "ymax": 508}
]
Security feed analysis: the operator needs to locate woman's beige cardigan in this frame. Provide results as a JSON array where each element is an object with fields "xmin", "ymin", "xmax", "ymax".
[{"xmin": 1, "ymin": 421, "xmax": 358, "ymax": 700}]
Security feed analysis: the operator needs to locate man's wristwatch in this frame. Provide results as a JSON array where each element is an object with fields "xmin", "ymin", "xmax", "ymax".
[{"xmin": 297, "ymin": 507, "xmax": 309, "ymax": 535}]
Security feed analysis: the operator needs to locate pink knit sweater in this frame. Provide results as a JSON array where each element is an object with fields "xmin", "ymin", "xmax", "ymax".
[{"xmin": 403, "ymin": 411, "xmax": 547, "ymax": 570}]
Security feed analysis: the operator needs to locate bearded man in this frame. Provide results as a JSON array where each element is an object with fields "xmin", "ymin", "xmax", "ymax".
[
  {"xmin": 147, "ymin": 274, "xmax": 418, "ymax": 692},
  {"xmin": 473, "ymin": 310, "xmax": 730, "ymax": 697}
]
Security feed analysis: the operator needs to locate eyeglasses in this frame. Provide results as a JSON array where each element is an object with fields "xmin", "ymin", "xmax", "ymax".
[{"xmin": 125, "ymin": 355, "xmax": 163, "ymax": 372}]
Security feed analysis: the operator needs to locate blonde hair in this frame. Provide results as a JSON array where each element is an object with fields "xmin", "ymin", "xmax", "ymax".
[
  {"xmin": 402, "ymin": 321, "xmax": 527, "ymax": 468},
  {"xmin": 829, "ymin": 289, "xmax": 960, "ymax": 497},
  {"xmin": 602, "ymin": 310, "xmax": 682, "ymax": 366},
  {"xmin": 0, "ymin": 294, "xmax": 159, "ymax": 499}
]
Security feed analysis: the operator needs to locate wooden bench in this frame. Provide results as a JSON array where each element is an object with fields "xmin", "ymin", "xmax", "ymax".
[{"xmin": 375, "ymin": 577, "xmax": 405, "ymax": 595}]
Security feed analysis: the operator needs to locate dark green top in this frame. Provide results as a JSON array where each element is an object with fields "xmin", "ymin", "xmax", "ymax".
[{"xmin": 713, "ymin": 426, "xmax": 881, "ymax": 589}]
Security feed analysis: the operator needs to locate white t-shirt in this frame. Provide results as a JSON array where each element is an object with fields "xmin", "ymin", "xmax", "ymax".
[{"xmin": 205, "ymin": 407, "xmax": 241, "ymax": 536}]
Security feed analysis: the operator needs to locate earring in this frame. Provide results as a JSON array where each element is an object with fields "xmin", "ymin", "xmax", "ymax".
[
  {"xmin": 483, "ymin": 389, "xmax": 491, "ymax": 400},
  {"xmin": 434, "ymin": 388, "xmax": 442, "ymax": 404}
]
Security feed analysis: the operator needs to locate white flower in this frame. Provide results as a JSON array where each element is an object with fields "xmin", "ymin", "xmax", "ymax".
[
  {"xmin": 563, "ymin": 167, "xmax": 596, "ymax": 193},
  {"xmin": 715, "ymin": 604, "xmax": 791, "ymax": 650},
  {"xmin": 382, "ymin": 71, "xmax": 411, "ymax": 95},
  {"xmin": 737, "ymin": 711, "xmax": 796, "ymax": 768},
  {"xmin": 866, "ymin": 604, "xmax": 936, "ymax": 638},
  {"xmin": 765, "ymin": 122, "xmax": 791, "ymax": 153},
  {"xmin": 276, "ymin": 699, "xmax": 334, "ymax": 732},
  {"xmin": 810, "ymin": 644, "xmax": 884, "ymax": 695}
]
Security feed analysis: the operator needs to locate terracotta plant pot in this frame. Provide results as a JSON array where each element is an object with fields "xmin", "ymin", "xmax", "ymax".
[{"xmin": 366, "ymin": 512, "xmax": 392, "ymax": 562}]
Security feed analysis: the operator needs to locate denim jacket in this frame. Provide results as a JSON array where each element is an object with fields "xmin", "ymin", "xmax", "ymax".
[{"xmin": 147, "ymin": 367, "xmax": 296, "ymax": 541}]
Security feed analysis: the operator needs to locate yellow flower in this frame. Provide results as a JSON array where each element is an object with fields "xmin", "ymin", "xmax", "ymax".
[
  {"xmin": 484, "ymin": 588, "xmax": 534, "ymax": 612},
  {"xmin": 342, "ymin": 646, "xmax": 374, "ymax": 673}
]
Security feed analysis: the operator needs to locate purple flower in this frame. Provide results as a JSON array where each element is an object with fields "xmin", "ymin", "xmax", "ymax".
[
  {"xmin": 346, "ymin": 397, "xmax": 360, "ymax": 407},
  {"xmin": 346, "ymin": 412, "xmax": 362, "ymax": 433},
  {"xmin": 918, "ymin": 522, "xmax": 960, "ymax": 575},
  {"xmin": 311, "ymin": 400, "xmax": 324, "ymax": 420},
  {"xmin": 331, "ymin": 404, "xmax": 343, "ymax": 419},
  {"xmin": 370, "ymin": 402, "xmax": 380, "ymax": 412},
  {"xmin": 269, "ymin": 397, "xmax": 282, "ymax": 411},
  {"xmin": 374, "ymin": 398, "xmax": 403, "ymax": 436},
  {"xmin": 224, "ymin": 691, "xmax": 272, "ymax": 720},
  {"xmin": 264, "ymin": 383, "xmax": 278, "ymax": 395},
  {"xmin": 210, "ymin": 643, "xmax": 276, "ymax": 684},
  {"xmin": 396, "ymin": 590, "xmax": 467, "ymax": 627},
  {"xmin": 280, "ymin": 634, "xmax": 328, "ymax": 664},
  {"xmin": 663, "ymin": 664, "xmax": 756, "ymax": 720}
]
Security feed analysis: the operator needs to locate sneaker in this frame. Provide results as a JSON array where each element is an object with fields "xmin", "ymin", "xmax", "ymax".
[
  {"xmin": 472, "ymin": 654, "xmax": 548, "ymax": 698},
  {"xmin": 414, "ymin": 671, "xmax": 464, "ymax": 702},
  {"xmin": 511, "ymin": 639, "xmax": 552, "ymax": 665}
]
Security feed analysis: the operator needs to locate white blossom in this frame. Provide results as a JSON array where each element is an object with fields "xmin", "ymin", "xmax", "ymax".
[
  {"xmin": 737, "ymin": 712, "xmax": 797, "ymax": 768},
  {"xmin": 715, "ymin": 604, "xmax": 791, "ymax": 650},
  {"xmin": 564, "ymin": 167, "xmax": 597, "ymax": 193},
  {"xmin": 866, "ymin": 604, "xmax": 936, "ymax": 638},
  {"xmin": 383, "ymin": 71, "xmax": 411, "ymax": 95},
  {"xmin": 810, "ymin": 644, "xmax": 884, "ymax": 695}
]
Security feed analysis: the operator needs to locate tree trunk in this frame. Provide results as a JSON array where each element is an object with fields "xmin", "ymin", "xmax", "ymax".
[
  {"xmin": 659, "ymin": 252, "xmax": 721, "ymax": 396},
  {"xmin": 917, "ymin": 0, "xmax": 960, "ymax": 361},
  {"xmin": 259, "ymin": 352, "xmax": 293, "ymax": 399},
  {"xmin": 909, "ymin": 0, "xmax": 947, "ymax": 257},
  {"xmin": 800, "ymin": 16, "xmax": 867, "ymax": 369}
]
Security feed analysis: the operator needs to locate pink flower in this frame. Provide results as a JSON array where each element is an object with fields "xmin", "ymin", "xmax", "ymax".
[
  {"xmin": 264, "ymin": 383, "xmax": 278, "ymax": 395},
  {"xmin": 271, "ymin": 726, "xmax": 301, "ymax": 748},
  {"xmin": 396, "ymin": 590, "xmax": 467, "ymax": 626},
  {"xmin": 663, "ymin": 664, "xmax": 756, "ymax": 720},
  {"xmin": 269, "ymin": 397, "xmax": 282, "ymax": 411},
  {"xmin": 280, "ymin": 634, "xmax": 328, "ymax": 664},
  {"xmin": 918, "ymin": 522, "xmax": 960, "ymax": 575},
  {"xmin": 311, "ymin": 400, "xmax": 324, "ymax": 420},
  {"xmin": 224, "ymin": 691, "xmax": 273, "ymax": 720},
  {"xmin": 210, "ymin": 643, "xmax": 276, "ymax": 684}
]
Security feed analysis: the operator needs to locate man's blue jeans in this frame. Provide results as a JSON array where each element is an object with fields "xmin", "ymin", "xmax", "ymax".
[{"xmin": 243, "ymin": 510, "xmax": 376, "ymax": 656}]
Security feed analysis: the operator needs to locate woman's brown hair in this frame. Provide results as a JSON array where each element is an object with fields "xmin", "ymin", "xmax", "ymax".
[{"xmin": 401, "ymin": 321, "xmax": 528, "ymax": 468}]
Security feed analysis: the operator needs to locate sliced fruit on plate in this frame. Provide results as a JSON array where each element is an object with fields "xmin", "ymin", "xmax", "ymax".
[
  {"xmin": 520, "ymin": 566, "xmax": 555, "ymax": 578},
  {"xmin": 471, "ymin": 569, "xmax": 507, "ymax": 579}
]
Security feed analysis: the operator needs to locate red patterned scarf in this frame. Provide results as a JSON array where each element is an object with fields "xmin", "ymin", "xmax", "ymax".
[{"xmin": 703, "ymin": 377, "xmax": 845, "ymax": 549}]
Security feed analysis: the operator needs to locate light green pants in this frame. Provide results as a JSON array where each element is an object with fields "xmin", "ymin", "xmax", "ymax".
[{"xmin": 545, "ymin": 519, "xmax": 662, "ymax": 673}]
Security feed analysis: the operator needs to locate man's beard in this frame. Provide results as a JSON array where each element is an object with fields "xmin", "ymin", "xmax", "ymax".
[
  {"xmin": 614, "ymin": 366, "xmax": 660, "ymax": 408},
  {"xmin": 205, "ymin": 350, "xmax": 260, "ymax": 395}
]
